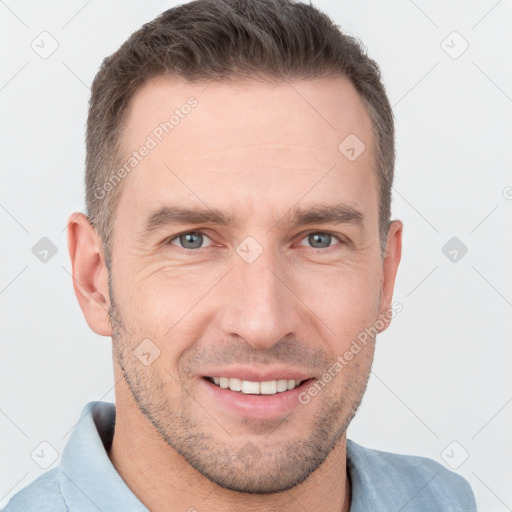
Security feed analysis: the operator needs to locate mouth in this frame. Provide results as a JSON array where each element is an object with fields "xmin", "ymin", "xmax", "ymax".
[
  {"xmin": 198, "ymin": 369, "xmax": 316, "ymax": 419},
  {"xmin": 204, "ymin": 376, "xmax": 309, "ymax": 395},
  {"xmin": 200, "ymin": 376, "xmax": 315, "ymax": 420}
]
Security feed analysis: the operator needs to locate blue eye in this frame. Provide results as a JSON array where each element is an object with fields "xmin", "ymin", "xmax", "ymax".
[
  {"xmin": 300, "ymin": 232, "xmax": 341, "ymax": 249},
  {"xmin": 169, "ymin": 232, "xmax": 213, "ymax": 250},
  {"xmin": 166, "ymin": 230, "xmax": 343, "ymax": 254}
]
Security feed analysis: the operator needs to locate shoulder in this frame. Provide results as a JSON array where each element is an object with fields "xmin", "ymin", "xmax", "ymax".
[
  {"xmin": 347, "ymin": 439, "xmax": 476, "ymax": 512},
  {"xmin": 3, "ymin": 469, "xmax": 67, "ymax": 512}
]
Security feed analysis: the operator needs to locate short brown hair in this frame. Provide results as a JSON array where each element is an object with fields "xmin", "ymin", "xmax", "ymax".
[{"xmin": 85, "ymin": 0, "xmax": 395, "ymax": 267}]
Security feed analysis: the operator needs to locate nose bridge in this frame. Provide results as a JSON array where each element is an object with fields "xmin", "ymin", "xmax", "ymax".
[{"xmin": 218, "ymin": 242, "xmax": 298, "ymax": 349}]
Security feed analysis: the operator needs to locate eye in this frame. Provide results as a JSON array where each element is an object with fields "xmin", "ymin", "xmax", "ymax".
[
  {"xmin": 298, "ymin": 232, "xmax": 342, "ymax": 250},
  {"xmin": 169, "ymin": 231, "xmax": 213, "ymax": 250}
]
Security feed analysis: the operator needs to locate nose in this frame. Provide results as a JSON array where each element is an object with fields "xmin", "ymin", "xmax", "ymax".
[{"xmin": 217, "ymin": 245, "xmax": 301, "ymax": 350}]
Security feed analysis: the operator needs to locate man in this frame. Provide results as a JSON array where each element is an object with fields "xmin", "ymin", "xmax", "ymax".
[{"xmin": 5, "ymin": 0, "xmax": 476, "ymax": 510}]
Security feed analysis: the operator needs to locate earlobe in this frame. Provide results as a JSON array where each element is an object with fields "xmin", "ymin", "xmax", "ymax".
[
  {"xmin": 67, "ymin": 212, "xmax": 112, "ymax": 337},
  {"xmin": 377, "ymin": 220, "xmax": 403, "ymax": 333}
]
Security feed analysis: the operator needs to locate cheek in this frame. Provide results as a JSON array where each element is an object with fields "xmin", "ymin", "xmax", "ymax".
[
  {"xmin": 118, "ymin": 265, "xmax": 221, "ymax": 345},
  {"xmin": 293, "ymin": 264, "xmax": 381, "ymax": 344},
  {"xmin": 115, "ymin": 247, "xmax": 382, "ymax": 355}
]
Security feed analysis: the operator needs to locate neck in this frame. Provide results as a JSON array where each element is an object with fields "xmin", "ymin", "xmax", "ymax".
[{"xmin": 109, "ymin": 377, "xmax": 351, "ymax": 512}]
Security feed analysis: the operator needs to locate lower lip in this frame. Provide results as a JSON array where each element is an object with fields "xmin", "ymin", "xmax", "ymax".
[{"xmin": 199, "ymin": 378, "xmax": 314, "ymax": 420}]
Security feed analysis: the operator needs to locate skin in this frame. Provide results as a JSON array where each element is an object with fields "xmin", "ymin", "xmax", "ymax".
[{"xmin": 68, "ymin": 76, "xmax": 402, "ymax": 512}]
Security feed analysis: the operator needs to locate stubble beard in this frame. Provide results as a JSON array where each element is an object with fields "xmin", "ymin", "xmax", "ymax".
[{"xmin": 108, "ymin": 295, "xmax": 374, "ymax": 494}]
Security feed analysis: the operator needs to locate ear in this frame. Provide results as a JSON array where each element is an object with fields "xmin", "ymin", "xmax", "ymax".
[
  {"xmin": 377, "ymin": 219, "xmax": 403, "ymax": 333},
  {"xmin": 67, "ymin": 212, "xmax": 112, "ymax": 336}
]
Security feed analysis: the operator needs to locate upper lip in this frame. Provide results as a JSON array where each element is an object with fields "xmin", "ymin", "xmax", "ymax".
[{"xmin": 200, "ymin": 366, "xmax": 315, "ymax": 382}]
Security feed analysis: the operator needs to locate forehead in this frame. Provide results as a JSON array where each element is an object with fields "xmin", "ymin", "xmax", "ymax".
[
  {"xmin": 123, "ymin": 76, "xmax": 373, "ymax": 158},
  {"xmin": 115, "ymin": 76, "xmax": 377, "ymax": 232}
]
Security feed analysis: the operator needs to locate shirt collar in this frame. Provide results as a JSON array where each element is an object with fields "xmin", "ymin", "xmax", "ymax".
[{"xmin": 59, "ymin": 401, "xmax": 148, "ymax": 511}]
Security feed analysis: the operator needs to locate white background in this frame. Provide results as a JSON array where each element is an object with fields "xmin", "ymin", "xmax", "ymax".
[{"xmin": 1, "ymin": 1, "xmax": 511, "ymax": 510}]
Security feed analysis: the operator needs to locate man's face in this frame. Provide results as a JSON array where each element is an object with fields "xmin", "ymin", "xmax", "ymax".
[{"xmin": 107, "ymin": 77, "xmax": 396, "ymax": 493}]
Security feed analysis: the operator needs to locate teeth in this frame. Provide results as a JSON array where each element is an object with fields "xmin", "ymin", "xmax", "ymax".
[
  {"xmin": 229, "ymin": 377, "xmax": 242, "ymax": 392},
  {"xmin": 260, "ymin": 380, "xmax": 277, "ymax": 394},
  {"xmin": 241, "ymin": 380, "xmax": 260, "ymax": 394},
  {"xmin": 210, "ymin": 377, "xmax": 303, "ymax": 395},
  {"xmin": 277, "ymin": 379, "xmax": 288, "ymax": 392}
]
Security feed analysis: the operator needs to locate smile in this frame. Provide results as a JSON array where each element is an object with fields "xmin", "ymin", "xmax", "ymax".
[{"xmin": 206, "ymin": 377, "xmax": 306, "ymax": 395}]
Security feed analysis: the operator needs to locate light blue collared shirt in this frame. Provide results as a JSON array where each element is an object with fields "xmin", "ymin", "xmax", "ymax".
[{"xmin": 4, "ymin": 401, "xmax": 476, "ymax": 511}]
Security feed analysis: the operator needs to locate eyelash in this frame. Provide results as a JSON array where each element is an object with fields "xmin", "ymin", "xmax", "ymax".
[{"xmin": 165, "ymin": 230, "xmax": 345, "ymax": 255}]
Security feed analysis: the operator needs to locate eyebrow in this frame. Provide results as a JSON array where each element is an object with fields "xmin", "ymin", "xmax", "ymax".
[
  {"xmin": 288, "ymin": 203, "xmax": 364, "ymax": 228},
  {"xmin": 139, "ymin": 202, "xmax": 365, "ymax": 238}
]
